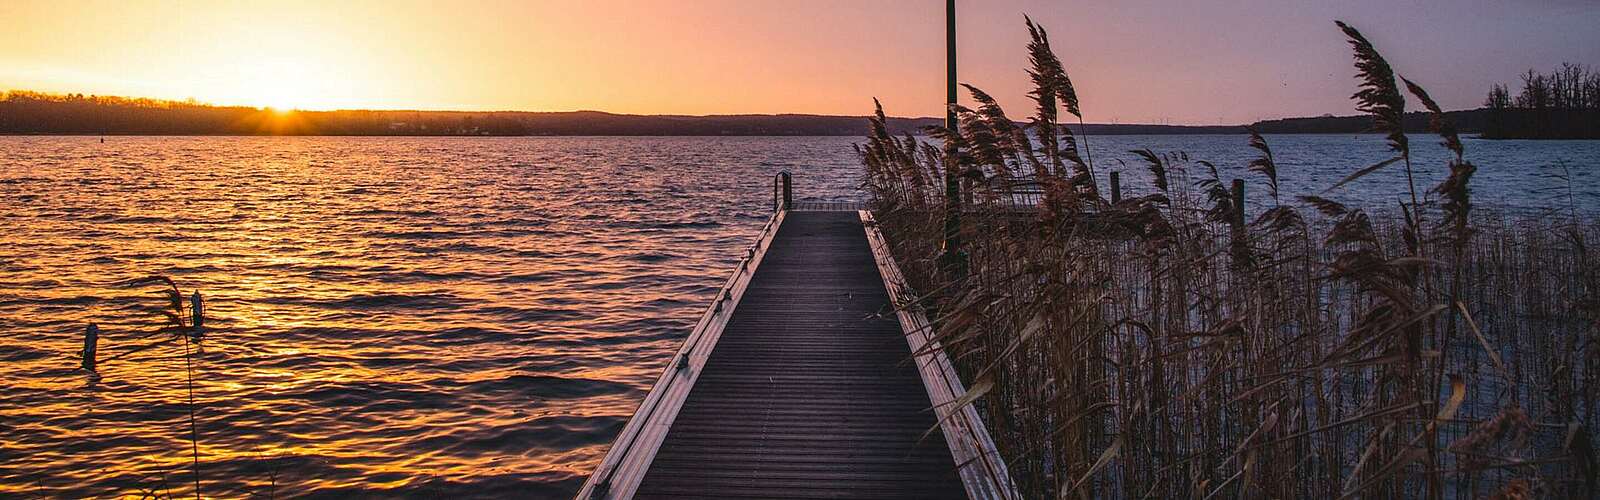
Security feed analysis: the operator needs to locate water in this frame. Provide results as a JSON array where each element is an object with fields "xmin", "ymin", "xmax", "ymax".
[
  {"xmin": 1080, "ymin": 134, "xmax": 1600, "ymax": 216},
  {"xmin": 0, "ymin": 134, "xmax": 1596, "ymax": 498}
]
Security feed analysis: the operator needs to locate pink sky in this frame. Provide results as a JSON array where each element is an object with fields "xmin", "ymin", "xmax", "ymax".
[{"xmin": 1, "ymin": 0, "xmax": 1595, "ymax": 124}]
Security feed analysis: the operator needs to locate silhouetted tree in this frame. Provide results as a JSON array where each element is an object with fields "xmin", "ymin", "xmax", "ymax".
[{"xmin": 1482, "ymin": 63, "xmax": 1599, "ymax": 139}]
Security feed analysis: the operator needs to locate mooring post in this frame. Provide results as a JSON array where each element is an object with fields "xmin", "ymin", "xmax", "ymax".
[
  {"xmin": 190, "ymin": 291, "xmax": 205, "ymax": 338},
  {"xmin": 1109, "ymin": 171, "xmax": 1122, "ymax": 204},
  {"xmin": 1230, "ymin": 179, "xmax": 1246, "ymax": 228},
  {"xmin": 781, "ymin": 172, "xmax": 793, "ymax": 210},
  {"xmin": 82, "ymin": 323, "xmax": 99, "ymax": 372}
]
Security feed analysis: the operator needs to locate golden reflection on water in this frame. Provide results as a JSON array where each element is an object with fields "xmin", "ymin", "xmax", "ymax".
[
  {"xmin": 5, "ymin": 134, "xmax": 1595, "ymax": 497},
  {"xmin": 0, "ymin": 136, "xmax": 862, "ymax": 498}
]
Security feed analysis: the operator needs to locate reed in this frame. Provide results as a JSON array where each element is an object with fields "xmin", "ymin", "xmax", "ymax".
[
  {"xmin": 110, "ymin": 276, "xmax": 208, "ymax": 500},
  {"xmin": 862, "ymin": 19, "xmax": 1597, "ymax": 499}
]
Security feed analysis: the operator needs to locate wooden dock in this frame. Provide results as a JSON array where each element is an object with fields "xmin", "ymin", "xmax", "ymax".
[{"xmin": 579, "ymin": 180, "xmax": 1014, "ymax": 499}]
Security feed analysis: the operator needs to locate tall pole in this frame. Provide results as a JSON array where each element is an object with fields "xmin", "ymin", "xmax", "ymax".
[
  {"xmin": 946, "ymin": 0, "xmax": 958, "ymax": 133},
  {"xmin": 940, "ymin": 0, "xmax": 965, "ymax": 277}
]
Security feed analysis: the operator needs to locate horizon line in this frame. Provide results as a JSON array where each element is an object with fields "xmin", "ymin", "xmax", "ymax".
[{"xmin": 1, "ymin": 87, "xmax": 1487, "ymax": 128}]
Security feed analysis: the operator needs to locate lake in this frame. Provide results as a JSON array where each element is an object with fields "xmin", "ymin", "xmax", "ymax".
[{"xmin": 1, "ymin": 134, "xmax": 1596, "ymax": 498}]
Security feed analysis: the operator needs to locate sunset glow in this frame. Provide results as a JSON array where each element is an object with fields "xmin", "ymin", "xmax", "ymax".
[
  {"xmin": 2, "ymin": 0, "xmax": 1598, "ymax": 123},
  {"xmin": 4, "ymin": 0, "xmax": 1600, "ymax": 498}
]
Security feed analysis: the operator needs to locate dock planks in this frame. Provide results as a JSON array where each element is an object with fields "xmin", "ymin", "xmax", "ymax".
[{"xmin": 630, "ymin": 210, "xmax": 966, "ymax": 499}]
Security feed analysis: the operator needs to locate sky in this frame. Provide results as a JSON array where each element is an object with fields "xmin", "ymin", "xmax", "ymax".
[{"xmin": 1, "ymin": 0, "xmax": 1596, "ymax": 125}]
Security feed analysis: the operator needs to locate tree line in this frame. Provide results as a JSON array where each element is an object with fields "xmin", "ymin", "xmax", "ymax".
[
  {"xmin": 1482, "ymin": 63, "xmax": 1600, "ymax": 139},
  {"xmin": 0, "ymin": 90, "xmax": 534, "ymax": 135},
  {"xmin": 0, "ymin": 90, "xmax": 947, "ymax": 136}
]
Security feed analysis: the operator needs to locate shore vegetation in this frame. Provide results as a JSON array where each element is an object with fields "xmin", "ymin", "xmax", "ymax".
[{"xmin": 861, "ymin": 19, "xmax": 1598, "ymax": 498}]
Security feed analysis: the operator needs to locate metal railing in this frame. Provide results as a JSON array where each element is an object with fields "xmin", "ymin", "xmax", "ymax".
[{"xmin": 773, "ymin": 172, "xmax": 868, "ymax": 212}]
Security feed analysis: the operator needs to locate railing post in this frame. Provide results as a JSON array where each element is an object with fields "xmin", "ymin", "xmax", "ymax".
[
  {"xmin": 1109, "ymin": 171, "xmax": 1122, "ymax": 204},
  {"xmin": 781, "ymin": 172, "xmax": 793, "ymax": 210}
]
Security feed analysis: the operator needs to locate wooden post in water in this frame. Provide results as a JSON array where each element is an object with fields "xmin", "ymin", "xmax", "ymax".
[
  {"xmin": 82, "ymin": 323, "xmax": 98, "ymax": 372},
  {"xmin": 190, "ymin": 291, "xmax": 205, "ymax": 338},
  {"xmin": 1231, "ymin": 179, "xmax": 1246, "ymax": 228},
  {"xmin": 1229, "ymin": 178, "xmax": 1250, "ymax": 268},
  {"xmin": 1109, "ymin": 171, "xmax": 1122, "ymax": 204}
]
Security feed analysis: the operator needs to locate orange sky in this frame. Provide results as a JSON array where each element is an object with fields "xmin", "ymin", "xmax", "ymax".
[{"xmin": 2, "ymin": 0, "xmax": 1596, "ymax": 124}]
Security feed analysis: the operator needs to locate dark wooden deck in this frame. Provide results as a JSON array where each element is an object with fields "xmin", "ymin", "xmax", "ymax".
[{"xmin": 632, "ymin": 210, "xmax": 966, "ymax": 499}]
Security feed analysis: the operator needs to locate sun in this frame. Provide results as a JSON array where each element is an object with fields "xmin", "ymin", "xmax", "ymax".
[
  {"xmin": 222, "ymin": 58, "xmax": 348, "ymax": 111},
  {"xmin": 252, "ymin": 84, "xmax": 314, "ymax": 112}
]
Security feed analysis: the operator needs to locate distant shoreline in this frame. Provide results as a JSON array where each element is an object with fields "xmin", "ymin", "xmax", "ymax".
[
  {"xmin": 0, "ymin": 132, "xmax": 1538, "ymax": 138},
  {"xmin": 0, "ymin": 90, "xmax": 1542, "ymax": 137}
]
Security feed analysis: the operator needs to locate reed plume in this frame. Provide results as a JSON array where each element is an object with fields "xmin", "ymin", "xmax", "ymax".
[
  {"xmin": 117, "ymin": 275, "xmax": 206, "ymax": 500},
  {"xmin": 1404, "ymin": 76, "xmax": 1476, "ymax": 243},
  {"xmin": 1130, "ymin": 148, "xmax": 1168, "ymax": 195},
  {"xmin": 1024, "ymin": 15, "xmax": 1095, "ymax": 200},
  {"xmin": 1335, "ymin": 21, "xmax": 1407, "ymax": 156},
  {"xmin": 1024, "ymin": 16, "xmax": 1080, "ymax": 119},
  {"xmin": 1245, "ymin": 127, "xmax": 1280, "ymax": 204},
  {"xmin": 1402, "ymin": 76, "xmax": 1462, "ymax": 161},
  {"xmin": 1330, "ymin": 21, "xmax": 1415, "ymax": 203}
]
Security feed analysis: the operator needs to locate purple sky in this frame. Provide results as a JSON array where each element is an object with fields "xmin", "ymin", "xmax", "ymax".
[
  {"xmin": 928, "ymin": 0, "xmax": 1600, "ymax": 124},
  {"xmin": 2, "ymin": 0, "xmax": 1595, "ymax": 124}
]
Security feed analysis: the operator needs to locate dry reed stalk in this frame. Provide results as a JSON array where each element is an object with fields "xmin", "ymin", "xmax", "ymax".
[{"xmin": 861, "ymin": 17, "xmax": 1598, "ymax": 499}]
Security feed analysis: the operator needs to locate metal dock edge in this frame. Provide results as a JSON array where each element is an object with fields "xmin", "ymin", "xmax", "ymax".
[
  {"xmin": 859, "ymin": 210, "xmax": 1021, "ymax": 500},
  {"xmin": 576, "ymin": 208, "xmax": 788, "ymax": 500}
]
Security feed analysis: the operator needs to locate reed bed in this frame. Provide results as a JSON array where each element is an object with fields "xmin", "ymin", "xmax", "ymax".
[{"xmin": 861, "ymin": 19, "xmax": 1598, "ymax": 499}]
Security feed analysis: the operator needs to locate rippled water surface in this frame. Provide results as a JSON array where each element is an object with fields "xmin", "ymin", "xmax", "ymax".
[{"xmin": 1, "ymin": 134, "xmax": 1596, "ymax": 498}]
